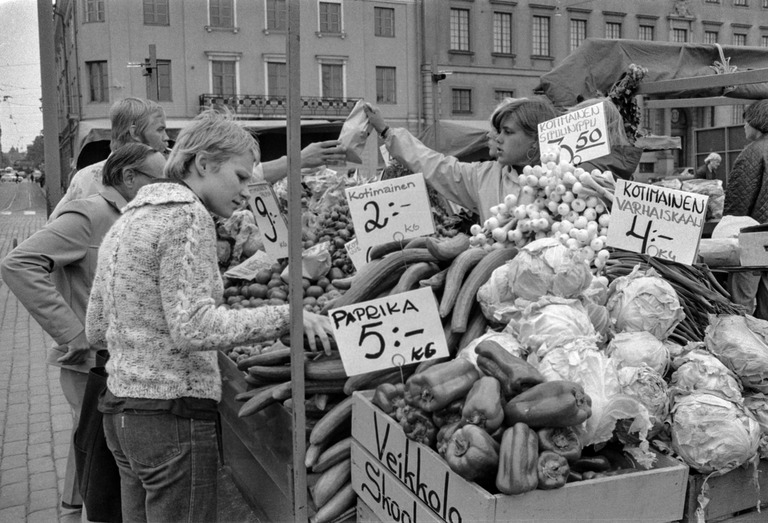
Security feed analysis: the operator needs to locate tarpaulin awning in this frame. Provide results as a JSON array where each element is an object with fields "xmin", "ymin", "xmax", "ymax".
[
  {"xmin": 417, "ymin": 119, "xmax": 491, "ymax": 161},
  {"xmin": 536, "ymin": 38, "xmax": 768, "ymax": 108},
  {"xmin": 73, "ymin": 118, "xmax": 343, "ymax": 170},
  {"xmin": 415, "ymin": 119, "xmax": 680, "ymax": 162}
]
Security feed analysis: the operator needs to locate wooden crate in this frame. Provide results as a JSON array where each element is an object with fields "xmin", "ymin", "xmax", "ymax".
[
  {"xmin": 218, "ymin": 351, "xmax": 295, "ymax": 522},
  {"xmin": 682, "ymin": 460, "xmax": 768, "ymax": 522},
  {"xmin": 351, "ymin": 391, "xmax": 690, "ymax": 523}
]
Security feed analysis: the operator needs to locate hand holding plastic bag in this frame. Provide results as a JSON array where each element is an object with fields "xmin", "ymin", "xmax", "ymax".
[{"xmin": 338, "ymin": 99, "xmax": 372, "ymax": 164}]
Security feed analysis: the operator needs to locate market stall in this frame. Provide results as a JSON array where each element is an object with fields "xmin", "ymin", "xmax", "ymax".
[{"xmin": 216, "ymin": 37, "xmax": 768, "ymax": 523}]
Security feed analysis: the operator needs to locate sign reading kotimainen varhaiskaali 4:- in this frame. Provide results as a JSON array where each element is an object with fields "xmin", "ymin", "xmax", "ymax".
[{"xmin": 607, "ymin": 179, "xmax": 708, "ymax": 265}]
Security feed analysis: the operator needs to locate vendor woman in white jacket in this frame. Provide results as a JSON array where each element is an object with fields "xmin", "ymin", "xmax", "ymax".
[{"xmin": 364, "ymin": 97, "xmax": 558, "ymax": 222}]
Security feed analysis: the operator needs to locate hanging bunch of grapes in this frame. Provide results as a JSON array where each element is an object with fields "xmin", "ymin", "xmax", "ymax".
[{"xmin": 608, "ymin": 63, "xmax": 648, "ymax": 141}]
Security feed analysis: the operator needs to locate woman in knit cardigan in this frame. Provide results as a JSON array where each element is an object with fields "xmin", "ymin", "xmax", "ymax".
[{"xmin": 86, "ymin": 109, "xmax": 333, "ymax": 522}]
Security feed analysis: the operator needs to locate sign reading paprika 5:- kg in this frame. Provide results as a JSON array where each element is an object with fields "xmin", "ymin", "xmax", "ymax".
[
  {"xmin": 328, "ymin": 287, "xmax": 449, "ymax": 376},
  {"xmin": 345, "ymin": 173, "xmax": 435, "ymax": 251},
  {"xmin": 248, "ymin": 182, "xmax": 289, "ymax": 262}
]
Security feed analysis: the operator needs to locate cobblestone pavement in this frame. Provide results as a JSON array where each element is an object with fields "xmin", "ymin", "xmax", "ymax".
[{"xmin": 0, "ymin": 180, "xmax": 259, "ymax": 522}]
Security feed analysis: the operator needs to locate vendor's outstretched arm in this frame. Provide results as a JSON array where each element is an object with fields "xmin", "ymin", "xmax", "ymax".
[{"xmin": 260, "ymin": 140, "xmax": 345, "ymax": 184}]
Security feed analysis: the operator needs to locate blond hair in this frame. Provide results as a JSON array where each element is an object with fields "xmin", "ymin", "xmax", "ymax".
[{"xmin": 164, "ymin": 108, "xmax": 260, "ymax": 180}]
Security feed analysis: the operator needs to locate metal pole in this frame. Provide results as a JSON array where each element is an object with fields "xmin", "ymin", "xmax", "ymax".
[
  {"xmin": 37, "ymin": 0, "xmax": 62, "ymax": 217},
  {"xmin": 286, "ymin": 1, "xmax": 308, "ymax": 520},
  {"xmin": 147, "ymin": 44, "xmax": 158, "ymax": 102},
  {"xmin": 431, "ymin": 55, "xmax": 440, "ymax": 148}
]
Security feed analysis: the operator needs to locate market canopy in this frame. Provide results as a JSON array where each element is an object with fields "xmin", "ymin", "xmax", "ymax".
[
  {"xmin": 536, "ymin": 38, "xmax": 768, "ymax": 108},
  {"xmin": 73, "ymin": 118, "xmax": 343, "ymax": 171}
]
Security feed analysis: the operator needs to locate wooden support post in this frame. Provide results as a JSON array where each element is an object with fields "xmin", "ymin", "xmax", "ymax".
[{"xmin": 286, "ymin": 1, "xmax": 308, "ymax": 521}]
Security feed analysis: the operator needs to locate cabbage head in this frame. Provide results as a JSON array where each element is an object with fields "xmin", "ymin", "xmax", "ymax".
[
  {"xmin": 607, "ymin": 331, "xmax": 670, "ymax": 376},
  {"xmin": 617, "ymin": 365, "xmax": 670, "ymax": 438},
  {"xmin": 669, "ymin": 349, "xmax": 743, "ymax": 402},
  {"xmin": 706, "ymin": 314, "xmax": 768, "ymax": 393},
  {"xmin": 506, "ymin": 237, "xmax": 593, "ymax": 301},
  {"xmin": 670, "ymin": 391, "xmax": 760, "ymax": 474},
  {"xmin": 606, "ymin": 266, "xmax": 684, "ymax": 340},
  {"xmin": 511, "ymin": 296, "xmax": 596, "ymax": 353}
]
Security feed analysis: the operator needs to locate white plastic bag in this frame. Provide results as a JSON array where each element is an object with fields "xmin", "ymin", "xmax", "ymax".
[{"xmin": 338, "ymin": 99, "xmax": 372, "ymax": 164}]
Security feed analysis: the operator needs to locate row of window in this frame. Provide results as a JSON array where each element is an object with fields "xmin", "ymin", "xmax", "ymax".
[
  {"xmin": 707, "ymin": 0, "xmax": 768, "ymax": 5},
  {"xmin": 449, "ymin": 7, "xmax": 768, "ymax": 57},
  {"xmin": 85, "ymin": 59, "xmax": 398, "ymax": 105},
  {"xmin": 85, "ymin": 0, "xmax": 396, "ymax": 36},
  {"xmin": 87, "ymin": 56, "xmax": 507, "ymax": 117}
]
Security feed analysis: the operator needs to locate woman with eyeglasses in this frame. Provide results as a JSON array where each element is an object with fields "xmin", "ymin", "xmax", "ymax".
[{"xmin": 0, "ymin": 142, "xmax": 165, "ymax": 518}]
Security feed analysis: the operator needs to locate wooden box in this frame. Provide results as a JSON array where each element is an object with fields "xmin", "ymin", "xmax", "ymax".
[
  {"xmin": 682, "ymin": 460, "xmax": 768, "ymax": 522},
  {"xmin": 351, "ymin": 391, "xmax": 689, "ymax": 523},
  {"xmin": 739, "ymin": 225, "xmax": 768, "ymax": 267},
  {"xmin": 218, "ymin": 351, "xmax": 295, "ymax": 522}
]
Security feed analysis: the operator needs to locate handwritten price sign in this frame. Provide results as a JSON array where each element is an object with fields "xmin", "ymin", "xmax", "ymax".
[
  {"xmin": 247, "ymin": 182, "xmax": 289, "ymax": 261},
  {"xmin": 538, "ymin": 101, "xmax": 610, "ymax": 165},
  {"xmin": 607, "ymin": 179, "xmax": 708, "ymax": 265},
  {"xmin": 345, "ymin": 173, "xmax": 435, "ymax": 251},
  {"xmin": 329, "ymin": 287, "xmax": 449, "ymax": 376}
]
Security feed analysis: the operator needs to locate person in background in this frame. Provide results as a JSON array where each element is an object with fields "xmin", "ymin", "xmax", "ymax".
[
  {"xmin": 570, "ymin": 97, "xmax": 643, "ymax": 180},
  {"xmin": 1, "ymin": 143, "xmax": 166, "ymax": 516},
  {"xmin": 723, "ymin": 99, "xmax": 768, "ymax": 319},
  {"xmin": 364, "ymin": 97, "xmax": 559, "ymax": 222},
  {"xmin": 86, "ymin": 109, "xmax": 333, "ymax": 522},
  {"xmin": 52, "ymin": 97, "xmax": 170, "ymax": 220},
  {"xmin": 696, "ymin": 152, "xmax": 722, "ymax": 180}
]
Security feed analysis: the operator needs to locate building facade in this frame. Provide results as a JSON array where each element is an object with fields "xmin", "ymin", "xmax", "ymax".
[{"xmin": 53, "ymin": 0, "xmax": 768, "ymax": 187}]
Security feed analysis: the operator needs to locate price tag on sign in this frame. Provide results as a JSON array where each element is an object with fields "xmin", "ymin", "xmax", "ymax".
[
  {"xmin": 607, "ymin": 179, "xmax": 708, "ymax": 265},
  {"xmin": 345, "ymin": 173, "xmax": 435, "ymax": 251},
  {"xmin": 538, "ymin": 101, "xmax": 611, "ymax": 165},
  {"xmin": 329, "ymin": 287, "xmax": 449, "ymax": 376},
  {"xmin": 247, "ymin": 182, "xmax": 289, "ymax": 262},
  {"xmin": 344, "ymin": 238, "xmax": 369, "ymax": 272}
]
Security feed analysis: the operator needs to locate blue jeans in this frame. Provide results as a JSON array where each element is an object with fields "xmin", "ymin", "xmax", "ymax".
[{"xmin": 102, "ymin": 411, "xmax": 218, "ymax": 523}]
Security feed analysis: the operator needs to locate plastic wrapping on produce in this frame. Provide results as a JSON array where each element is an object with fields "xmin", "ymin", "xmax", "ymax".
[{"xmin": 534, "ymin": 336, "xmax": 653, "ymax": 451}]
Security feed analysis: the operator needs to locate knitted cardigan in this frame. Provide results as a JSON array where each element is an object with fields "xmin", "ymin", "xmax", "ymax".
[
  {"xmin": 86, "ymin": 183, "xmax": 290, "ymax": 402},
  {"xmin": 723, "ymin": 135, "xmax": 768, "ymax": 224}
]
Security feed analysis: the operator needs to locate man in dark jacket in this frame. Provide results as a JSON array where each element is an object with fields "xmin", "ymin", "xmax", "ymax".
[{"xmin": 723, "ymin": 99, "xmax": 768, "ymax": 319}]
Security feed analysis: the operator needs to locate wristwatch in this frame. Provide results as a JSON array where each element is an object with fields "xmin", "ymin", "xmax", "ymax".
[{"xmin": 379, "ymin": 126, "xmax": 390, "ymax": 139}]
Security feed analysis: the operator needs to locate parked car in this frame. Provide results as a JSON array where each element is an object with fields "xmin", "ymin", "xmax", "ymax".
[{"xmin": 1, "ymin": 172, "xmax": 17, "ymax": 182}]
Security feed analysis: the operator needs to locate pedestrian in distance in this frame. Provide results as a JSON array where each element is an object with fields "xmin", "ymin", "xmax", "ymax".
[
  {"xmin": 86, "ymin": 108, "xmax": 334, "ymax": 523},
  {"xmin": 695, "ymin": 152, "xmax": 722, "ymax": 180},
  {"xmin": 1, "ymin": 143, "xmax": 166, "ymax": 516},
  {"xmin": 364, "ymin": 97, "xmax": 559, "ymax": 222}
]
